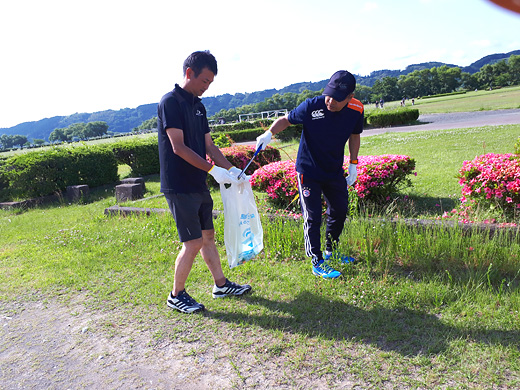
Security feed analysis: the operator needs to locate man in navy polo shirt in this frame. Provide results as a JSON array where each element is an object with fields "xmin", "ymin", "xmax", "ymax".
[
  {"xmin": 158, "ymin": 51, "xmax": 252, "ymax": 313},
  {"xmin": 256, "ymin": 70, "xmax": 364, "ymax": 279}
]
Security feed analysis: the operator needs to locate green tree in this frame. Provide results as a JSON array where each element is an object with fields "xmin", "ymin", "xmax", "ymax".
[
  {"xmin": 508, "ymin": 54, "xmax": 520, "ymax": 85},
  {"xmin": 437, "ymin": 66, "xmax": 461, "ymax": 94},
  {"xmin": 493, "ymin": 60, "xmax": 511, "ymax": 86},
  {"xmin": 398, "ymin": 73, "xmax": 421, "ymax": 98},
  {"xmin": 84, "ymin": 121, "xmax": 109, "ymax": 138},
  {"xmin": 133, "ymin": 117, "xmax": 157, "ymax": 132},
  {"xmin": 372, "ymin": 76, "xmax": 400, "ymax": 101},
  {"xmin": 477, "ymin": 64, "xmax": 494, "ymax": 89},
  {"xmin": 49, "ymin": 127, "xmax": 68, "ymax": 142},
  {"xmin": 0, "ymin": 134, "xmax": 28, "ymax": 148},
  {"xmin": 461, "ymin": 72, "xmax": 479, "ymax": 90},
  {"xmin": 353, "ymin": 85, "xmax": 372, "ymax": 103}
]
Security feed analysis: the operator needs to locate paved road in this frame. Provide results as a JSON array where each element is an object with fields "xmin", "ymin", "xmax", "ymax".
[{"xmin": 363, "ymin": 108, "xmax": 520, "ymax": 137}]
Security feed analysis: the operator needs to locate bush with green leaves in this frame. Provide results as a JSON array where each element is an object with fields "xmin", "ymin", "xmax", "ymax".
[
  {"xmin": 273, "ymin": 124, "xmax": 303, "ymax": 142},
  {"xmin": 107, "ymin": 136, "xmax": 160, "ymax": 176},
  {"xmin": 224, "ymin": 128, "xmax": 266, "ymax": 143},
  {"xmin": 367, "ymin": 107, "xmax": 419, "ymax": 127},
  {"xmin": 0, "ymin": 144, "xmax": 118, "ymax": 201},
  {"xmin": 212, "ymin": 132, "xmax": 234, "ymax": 148},
  {"xmin": 211, "ymin": 119, "xmax": 274, "ymax": 133}
]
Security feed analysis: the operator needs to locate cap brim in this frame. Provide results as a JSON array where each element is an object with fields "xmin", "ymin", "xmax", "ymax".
[{"xmin": 323, "ymin": 86, "xmax": 348, "ymax": 102}]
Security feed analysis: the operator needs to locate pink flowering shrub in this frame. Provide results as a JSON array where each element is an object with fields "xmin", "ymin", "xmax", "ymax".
[
  {"xmin": 207, "ymin": 144, "xmax": 280, "ymax": 187},
  {"xmin": 457, "ymin": 153, "xmax": 520, "ymax": 220},
  {"xmin": 251, "ymin": 155, "xmax": 416, "ymax": 210},
  {"xmin": 251, "ymin": 160, "xmax": 299, "ymax": 210},
  {"xmin": 210, "ymin": 144, "xmax": 280, "ymax": 175},
  {"xmin": 343, "ymin": 155, "xmax": 416, "ymax": 201}
]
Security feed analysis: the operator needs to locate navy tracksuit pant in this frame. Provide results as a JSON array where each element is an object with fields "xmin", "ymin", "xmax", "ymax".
[{"xmin": 297, "ymin": 172, "xmax": 349, "ymax": 266}]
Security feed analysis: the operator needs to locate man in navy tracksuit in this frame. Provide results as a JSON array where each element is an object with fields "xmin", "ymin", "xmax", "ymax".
[{"xmin": 256, "ymin": 70, "xmax": 364, "ymax": 279}]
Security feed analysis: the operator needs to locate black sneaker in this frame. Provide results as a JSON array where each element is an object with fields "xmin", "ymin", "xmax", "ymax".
[
  {"xmin": 212, "ymin": 279, "xmax": 252, "ymax": 298},
  {"xmin": 167, "ymin": 290, "xmax": 205, "ymax": 313}
]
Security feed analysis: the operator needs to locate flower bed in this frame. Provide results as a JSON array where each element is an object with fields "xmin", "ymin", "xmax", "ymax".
[
  {"xmin": 219, "ymin": 145, "xmax": 281, "ymax": 175},
  {"xmin": 250, "ymin": 160, "xmax": 299, "ymax": 210},
  {"xmin": 345, "ymin": 155, "xmax": 416, "ymax": 201},
  {"xmin": 207, "ymin": 144, "xmax": 281, "ymax": 187},
  {"xmin": 457, "ymin": 153, "xmax": 520, "ymax": 221},
  {"xmin": 251, "ymin": 155, "xmax": 416, "ymax": 210}
]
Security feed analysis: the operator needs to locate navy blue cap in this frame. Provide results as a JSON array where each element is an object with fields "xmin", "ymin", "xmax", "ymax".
[{"xmin": 323, "ymin": 70, "xmax": 356, "ymax": 101}]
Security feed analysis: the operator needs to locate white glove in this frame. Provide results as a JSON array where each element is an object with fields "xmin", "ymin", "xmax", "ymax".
[
  {"xmin": 346, "ymin": 163, "xmax": 358, "ymax": 186},
  {"xmin": 255, "ymin": 130, "xmax": 272, "ymax": 151},
  {"xmin": 228, "ymin": 166, "xmax": 249, "ymax": 181},
  {"xmin": 208, "ymin": 166, "xmax": 238, "ymax": 185}
]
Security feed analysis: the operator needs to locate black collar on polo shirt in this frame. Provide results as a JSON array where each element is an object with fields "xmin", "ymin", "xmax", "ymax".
[{"xmin": 174, "ymin": 83, "xmax": 201, "ymax": 105}]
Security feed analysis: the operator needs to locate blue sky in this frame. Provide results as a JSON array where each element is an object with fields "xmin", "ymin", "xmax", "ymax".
[{"xmin": 0, "ymin": 0, "xmax": 519, "ymax": 129}]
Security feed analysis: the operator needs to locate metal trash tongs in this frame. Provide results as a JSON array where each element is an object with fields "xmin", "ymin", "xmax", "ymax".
[{"xmin": 237, "ymin": 145, "xmax": 262, "ymax": 180}]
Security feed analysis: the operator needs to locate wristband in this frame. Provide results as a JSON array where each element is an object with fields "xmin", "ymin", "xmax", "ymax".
[
  {"xmin": 208, "ymin": 165, "xmax": 215, "ymax": 172},
  {"xmin": 350, "ymin": 159, "xmax": 358, "ymax": 164}
]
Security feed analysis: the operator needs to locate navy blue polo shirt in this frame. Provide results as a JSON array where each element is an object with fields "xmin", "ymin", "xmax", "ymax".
[
  {"xmin": 157, "ymin": 84, "xmax": 210, "ymax": 193},
  {"xmin": 288, "ymin": 95, "xmax": 364, "ymax": 181}
]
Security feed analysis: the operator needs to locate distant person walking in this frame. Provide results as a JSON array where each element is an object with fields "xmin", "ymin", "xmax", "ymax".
[
  {"xmin": 157, "ymin": 50, "xmax": 252, "ymax": 313},
  {"xmin": 255, "ymin": 70, "xmax": 364, "ymax": 279}
]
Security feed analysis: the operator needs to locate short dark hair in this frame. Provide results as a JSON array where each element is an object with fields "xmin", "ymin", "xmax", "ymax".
[{"xmin": 183, "ymin": 50, "xmax": 218, "ymax": 77}]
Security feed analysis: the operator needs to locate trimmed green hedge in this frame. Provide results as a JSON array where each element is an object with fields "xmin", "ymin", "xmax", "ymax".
[
  {"xmin": 367, "ymin": 108, "xmax": 419, "ymax": 127},
  {"xmin": 0, "ymin": 145, "xmax": 118, "ymax": 201},
  {"xmin": 105, "ymin": 137, "xmax": 160, "ymax": 176},
  {"xmin": 211, "ymin": 119, "xmax": 274, "ymax": 132},
  {"xmin": 224, "ymin": 128, "xmax": 266, "ymax": 143},
  {"xmin": 213, "ymin": 125, "xmax": 303, "ymax": 143}
]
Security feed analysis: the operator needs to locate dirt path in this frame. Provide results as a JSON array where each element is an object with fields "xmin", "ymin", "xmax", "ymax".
[
  {"xmin": 0, "ymin": 297, "xmax": 240, "ymax": 390},
  {"xmin": 1, "ymin": 295, "xmax": 346, "ymax": 390}
]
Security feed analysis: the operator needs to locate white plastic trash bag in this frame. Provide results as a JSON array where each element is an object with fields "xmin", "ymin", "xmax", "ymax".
[{"xmin": 220, "ymin": 180, "xmax": 263, "ymax": 268}]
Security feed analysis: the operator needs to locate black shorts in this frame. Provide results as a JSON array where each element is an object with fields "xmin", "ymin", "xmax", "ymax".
[{"xmin": 164, "ymin": 191, "xmax": 214, "ymax": 242}]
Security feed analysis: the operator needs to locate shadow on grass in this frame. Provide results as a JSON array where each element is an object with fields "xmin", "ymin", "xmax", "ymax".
[{"xmin": 207, "ymin": 291, "xmax": 519, "ymax": 357}]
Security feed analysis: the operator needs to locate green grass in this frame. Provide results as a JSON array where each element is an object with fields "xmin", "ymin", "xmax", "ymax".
[
  {"xmin": 365, "ymin": 85, "xmax": 520, "ymax": 115},
  {"xmin": 1, "ymin": 189, "xmax": 519, "ymax": 387},
  {"xmin": 361, "ymin": 123, "xmax": 520, "ymax": 218},
  {"xmin": 1, "ymin": 93, "xmax": 520, "ymax": 387}
]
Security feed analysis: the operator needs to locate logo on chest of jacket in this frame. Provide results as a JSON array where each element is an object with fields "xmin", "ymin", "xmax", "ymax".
[
  {"xmin": 195, "ymin": 109, "xmax": 204, "ymax": 117},
  {"xmin": 302, "ymin": 187, "xmax": 311, "ymax": 197},
  {"xmin": 311, "ymin": 109, "xmax": 325, "ymax": 120}
]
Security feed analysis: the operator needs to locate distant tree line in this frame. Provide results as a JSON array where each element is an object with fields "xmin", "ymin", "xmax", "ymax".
[
  {"xmin": 48, "ymin": 121, "xmax": 109, "ymax": 142},
  {"xmin": 1, "ymin": 134, "xmax": 28, "ymax": 149},
  {"xmin": 353, "ymin": 55, "xmax": 520, "ymax": 104},
  {"xmin": 132, "ymin": 117, "xmax": 157, "ymax": 132},
  {"xmin": 207, "ymin": 55, "xmax": 520, "ymax": 122}
]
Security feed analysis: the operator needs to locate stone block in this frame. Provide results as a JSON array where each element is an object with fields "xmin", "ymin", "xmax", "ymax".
[
  {"xmin": 120, "ymin": 177, "xmax": 145, "ymax": 192},
  {"xmin": 115, "ymin": 183, "xmax": 143, "ymax": 202},
  {"xmin": 66, "ymin": 185, "xmax": 89, "ymax": 202}
]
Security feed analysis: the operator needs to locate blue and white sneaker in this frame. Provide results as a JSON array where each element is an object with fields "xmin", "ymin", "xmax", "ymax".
[
  {"xmin": 324, "ymin": 250, "xmax": 355, "ymax": 264},
  {"xmin": 312, "ymin": 261, "xmax": 342, "ymax": 279},
  {"xmin": 212, "ymin": 279, "xmax": 252, "ymax": 298},
  {"xmin": 167, "ymin": 290, "xmax": 205, "ymax": 313}
]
